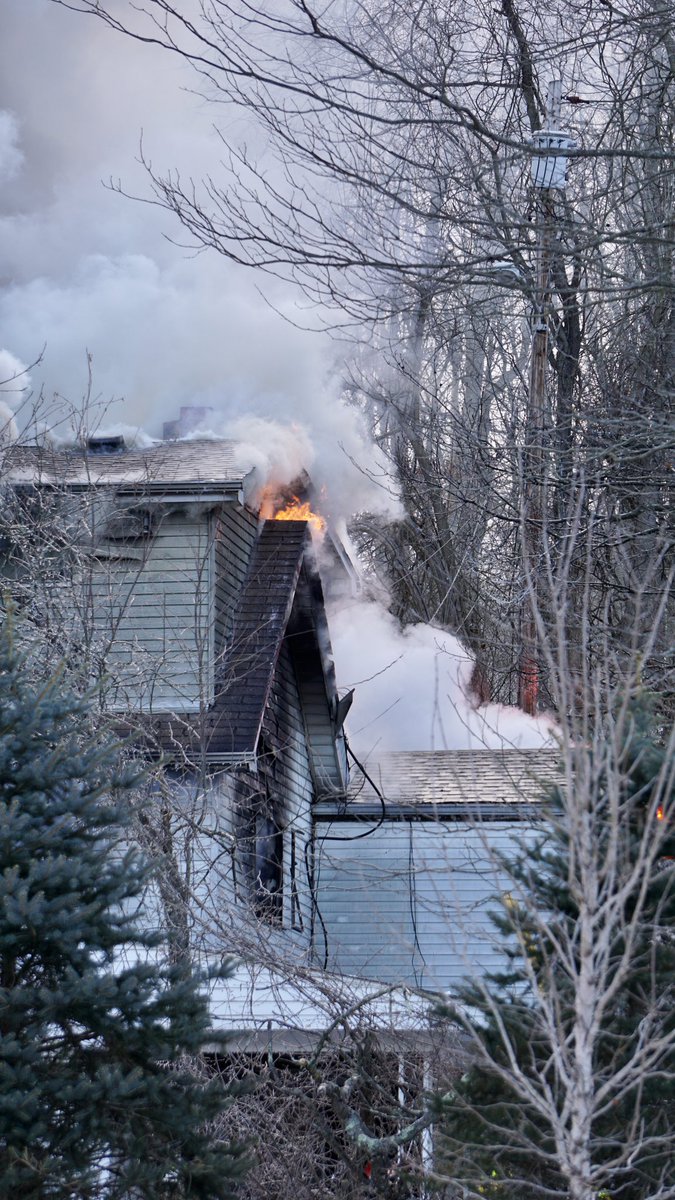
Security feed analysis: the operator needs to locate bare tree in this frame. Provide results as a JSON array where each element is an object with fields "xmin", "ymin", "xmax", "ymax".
[
  {"xmin": 19, "ymin": 3, "xmax": 675, "ymax": 1193},
  {"xmin": 2, "ymin": 390, "xmax": 672, "ymax": 1200},
  {"xmin": 432, "ymin": 629, "xmax": 675, "ymax": 1200},
  {"xmin": 49, "ymin": 0, "xmax": 674, "ymax": 709}
]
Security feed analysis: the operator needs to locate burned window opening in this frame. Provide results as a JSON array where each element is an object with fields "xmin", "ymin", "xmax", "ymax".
[
  {"xmin": 234, "ymin": 767, "xmax": 285, "ymax": 926},
  {"xmin": 253, "ymin": 811, "xmax": 283, "ymax": 924}
]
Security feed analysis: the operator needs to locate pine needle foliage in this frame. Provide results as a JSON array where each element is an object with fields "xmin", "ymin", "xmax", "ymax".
[{"xmin": 0, "ymin": 624, "xmax": 247, "ymax": 1198}]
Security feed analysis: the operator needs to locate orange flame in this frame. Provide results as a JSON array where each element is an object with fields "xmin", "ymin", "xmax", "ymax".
[{"xmin": 273, "ymin": 494, "xmax": 326, "ymax": 535}]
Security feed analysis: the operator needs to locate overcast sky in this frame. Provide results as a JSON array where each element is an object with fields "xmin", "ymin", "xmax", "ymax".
[
  {"xmin": 0, "ymin": 0, "xmax": 345, "ymax": 441},
  {"xmin": 0, "ymin": 0, "xmax": 551, "ymax": 749}
]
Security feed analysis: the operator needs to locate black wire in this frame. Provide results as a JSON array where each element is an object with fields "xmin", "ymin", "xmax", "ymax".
[
  {"xmin": 408, "ymin": 820, "xmax": 427, "ymax": 985},
  {"xmin": 317, "ymin": 748, "xmax": 428, "ymax": 983},
  {"xmin": 321, "ymin": 738, "xmax": 388, "ymax": 842},
  {"xmin": 310, "ymin": 742, "xmax": 390, "ymax": 965},
  {"xmin": 304, "ymin": 833, "xmax": 329, "ymax": 969}
]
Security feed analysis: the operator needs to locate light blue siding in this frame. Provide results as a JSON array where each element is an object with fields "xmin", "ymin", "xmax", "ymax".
[
  {"xmin": 90, "ymin": 507, "xmax": 214, "ymax": 711},
  {"xmin": 315, "ymin": 818, "xmax": 537, "ymax": 992}
]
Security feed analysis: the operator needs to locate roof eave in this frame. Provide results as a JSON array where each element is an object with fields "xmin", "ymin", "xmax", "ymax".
[{"xmin": 313, "ymin": 802, "xmax": 543, "ymax": 821}]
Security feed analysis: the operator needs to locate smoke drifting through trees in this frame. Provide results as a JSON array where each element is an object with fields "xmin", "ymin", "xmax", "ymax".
[
  {"xmin": 43, "ymin": 0, "xmax": 674, "ymax": 711},
  {"xmin": 328, "ymin": 598, "xmax": 554, "ymax": 752},
  {"xmin": 3, "ymin": 1, "xmax": 674, "ymax": 1196}
]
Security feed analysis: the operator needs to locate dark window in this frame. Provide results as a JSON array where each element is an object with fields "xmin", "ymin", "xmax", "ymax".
[{"xmin": 253, "ymin": 812, "xmax": 283, "ymax": 924}]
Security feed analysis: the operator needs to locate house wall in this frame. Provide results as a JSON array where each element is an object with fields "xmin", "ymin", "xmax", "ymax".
[
  {"xmin": 179, "ymin": 637, "xmax": 317, "ymax": 963},
  {"xmin": 314, "ymin": 817, "xmax": 536, "ymax": 992},
  {"xmin": 262, "ymin": 640, "xmax": 315, "ymax": 940},
  {"xmin": 89, "ymin": 506, "xmax": 215, "ymax": 712},
  {"xmin": 84, "ymin": 495, "xmax": 339, "ymax": 972},
  {"xmin": 291, "ymin": 633, "xmax": 346, "ymax": 793}
]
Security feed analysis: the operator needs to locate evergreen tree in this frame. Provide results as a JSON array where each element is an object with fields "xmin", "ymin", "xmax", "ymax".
[
  {"xmin": 0, "ymin": 625, "xmax": 247, "ymax": 1198},
  {"xmin": 436, "ymin": 699, "xmax": 675, "ymax": 1200}
]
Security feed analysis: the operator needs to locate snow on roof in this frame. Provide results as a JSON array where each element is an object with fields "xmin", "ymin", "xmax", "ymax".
[
  {"xmin": 316, "ymin": 748, "xmax": 561, "ymax": 816},
  {"xmin": 2, "ymin": 437, "xmax": 246, "ymax": 490}
]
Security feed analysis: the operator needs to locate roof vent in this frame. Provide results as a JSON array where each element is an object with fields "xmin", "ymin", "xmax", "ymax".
[{"xmin": 86, "ymin": 435, "xmax": 126, "ymax": 455}]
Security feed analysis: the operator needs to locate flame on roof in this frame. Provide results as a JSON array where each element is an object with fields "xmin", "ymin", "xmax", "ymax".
[
  {"xmin": 273, "ymin": 495, "xmax": 326, "ymax": 535},
  {"xmin": 259, "ymin": 485, "xmax": 326, "ymax": 536}
]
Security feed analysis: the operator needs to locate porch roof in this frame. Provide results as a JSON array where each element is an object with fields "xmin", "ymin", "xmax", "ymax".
[{"xmin": 315, "ymin": 748, "xmax": 561, "ymax": 818}]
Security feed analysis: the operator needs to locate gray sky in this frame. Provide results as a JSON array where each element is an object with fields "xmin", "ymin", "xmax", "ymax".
[
  {"xmin": 0, "ymin": 0, "xmax": 347, "ymax": 444},
  {"xmin": 0, "ymin": 0, "xmax": 551, "ymax": 748}
]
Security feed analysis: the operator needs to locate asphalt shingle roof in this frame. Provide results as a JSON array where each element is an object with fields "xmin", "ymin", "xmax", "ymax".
[
  {"xmin": 3, "ymin": 437, "xmax": 246, "ymax": 489},
  {"xmin": 316, "ymin": 749, "xmax": 561, "ymax": 816},
  {"xmin": 215, "ymin": 519, "xmax": 310, "ymax": 754}
]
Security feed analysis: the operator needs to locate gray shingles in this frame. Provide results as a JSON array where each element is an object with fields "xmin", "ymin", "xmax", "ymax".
[
  {"xmin": 3, "ymin": 438, "xmax": 246, "ymax": 488},
  {"xmin": 218, "ymin": 521, "xmax": 309, "ymax": 753},
  {"xmin": 316, "ymin": 749, "xmax": 561, "ymax": 815}
]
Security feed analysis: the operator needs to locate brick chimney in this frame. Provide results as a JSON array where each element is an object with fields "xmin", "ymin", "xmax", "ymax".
[{"xmin": 163, "ymin": 406, "xmax": 214, "ymax": 440}]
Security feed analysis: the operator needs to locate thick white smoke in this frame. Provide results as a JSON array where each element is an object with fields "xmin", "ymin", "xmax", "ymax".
[
  {"xmin": 2, "ymin": 2, "xmax": 551, "ymax": 751},
  {"xmin": 329, "ymin": 599, "xmax": 556, "ymax": 753},
  {"xmin": 172, "ymin": 413, "xmax": 399, "ymax": 524},
  {"xmin": 0, "ymin": 349, "xmax": 31, "ymax": 442},
  {"xmin": 0, "ymin": 4, "xmax": 399, "ymax": 522},
  {"xmin": 0, "ymin": 349, "xmax": 30, "ymax": 398}
]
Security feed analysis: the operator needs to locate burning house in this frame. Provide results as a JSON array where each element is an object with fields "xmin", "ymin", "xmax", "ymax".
[
  {"xmin": 2, "ymin": 426, "xmax": 351, "ymax": 935},
  {"xmin": 1, "ymin": 416, "xmax": 558, "ymax": 1054}
]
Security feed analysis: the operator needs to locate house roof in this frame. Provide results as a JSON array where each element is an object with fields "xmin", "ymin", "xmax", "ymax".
[
  {"xmin": 215, "ymin": 519, "xmax": 311, "ymax": 754},
  {"xmin": 2, "ymin": 437, "xmax": 246, "ymax": 492},
  {"xmin": 135, "ymin": 520, "xmax": 313, "ymax": 762},
  {"xmin": 315, "ymin": 749, "xmax": 561, "ymax": 818}
]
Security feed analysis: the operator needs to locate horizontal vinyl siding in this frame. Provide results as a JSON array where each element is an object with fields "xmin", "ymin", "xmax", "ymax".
[
  {"xmin": 262, "ymin": 642, "xmax": 314, "ymax": 948},
  {"xmin": 145, "ymin": 769, "xmax": 240, "ymax": 961},
  {"xmin": 183, "ymin": 643, "xmax": 316, "ymax": 961},
  {"xmin": 192, "ymin": 771, "xmax": 240, "ymax": 956},
  {"xmin": 315, "ymin": 818, "xmax": 536, "ymax": 992},
  {"xmin": 292, "ymin": 647, "xmax": 342, "ymax": 790},
  {"xmin": 90, "ymin": 509, "xmax": 214, "ymax": 712}
]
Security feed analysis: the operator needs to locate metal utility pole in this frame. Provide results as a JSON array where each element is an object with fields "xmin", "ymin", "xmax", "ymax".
[{"xmin": 518, "ymin": 81, "xmax": 574, "ymax": 714}]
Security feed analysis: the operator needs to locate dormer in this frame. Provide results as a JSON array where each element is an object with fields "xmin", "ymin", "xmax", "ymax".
[{"xmin": 140, "ymin": 519, "xmax": 349, "ymax": 791}]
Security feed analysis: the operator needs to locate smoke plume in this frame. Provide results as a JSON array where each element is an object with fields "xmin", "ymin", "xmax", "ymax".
[
  {"xmin": 0, "ymin": 4, "xmax": 398, "ymax": 522},
  {"xmin": 329, "ymin": 599, "xmax": 555, "ymax": 753},
  {"xmin": 2, "ymin": 2, "xmax": 551, "ymax": 752}
]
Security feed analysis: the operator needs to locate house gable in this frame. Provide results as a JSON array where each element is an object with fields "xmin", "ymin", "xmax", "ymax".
[
  {"xmin": 3, "ymin": 433, "xmax": 346, "ymax": 951},
  {"xmin": 3, "ymin": 438, "xmax": 251, "ymax": 713},
  {"xmin": 119, "ymin": 514, "xmax": 346, "ymax": 942}
]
